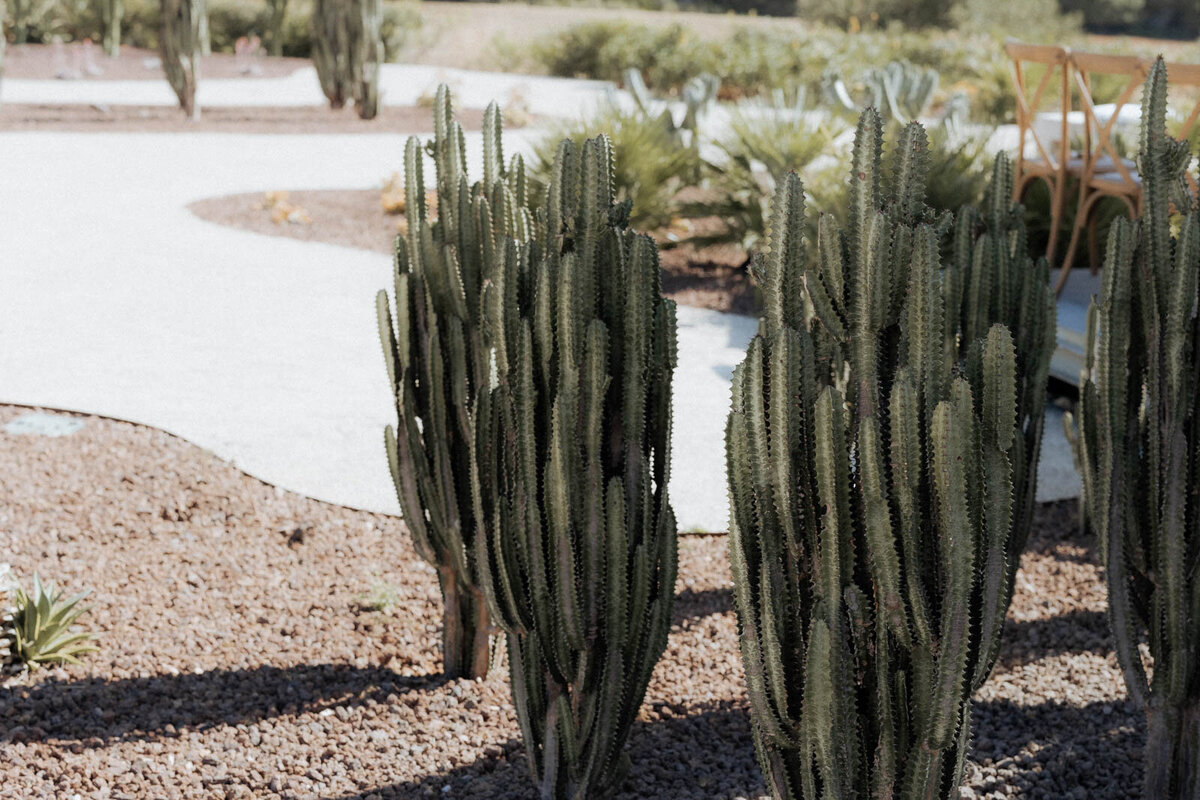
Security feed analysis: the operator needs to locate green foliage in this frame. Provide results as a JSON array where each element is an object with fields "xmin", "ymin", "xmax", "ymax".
[
  {"xmin": 377, "ymin": 87, "xmax": 536, "ymax": 679},
  {"xmin": 822, "ymin": 59, "xmax": 939, "ymax": 124},
  {"xmin": 727, "ymin": 112, "xmax": 1053, "ymax": 798},
  {"xmin": 310, "ymin": 0, "xmax": 384, "ymax": 118},
  {"xmin": 533, "ymin": 98, "xmax": 703, "ymax": 230},
  {"xmin": 161, "ymin": 0, "xmax": 202, "ymax": 119},
  {"xmin": 2, "ymin": 571, "xmax": 98, "ymax": 671},
  {"xmin": 474, "ymin": 135, "xmax": 678, "ymax": 799},
  {"xmin": 1073, "ymin": 59, "xmax": 1200, "ymax": 798}
]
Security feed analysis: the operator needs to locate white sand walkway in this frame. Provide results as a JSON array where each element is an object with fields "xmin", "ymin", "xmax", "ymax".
[{"xmin": 0, "ymin": 63, "xmax": 614, "ymax": 117}]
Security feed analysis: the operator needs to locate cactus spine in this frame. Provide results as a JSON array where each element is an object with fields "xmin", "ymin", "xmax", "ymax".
[
  {"xmin": 311, "ymin": 0, "xmax": 383, "ymax": 120},
  {"xmin": 1075, "ymin": 59, "xmax": 1200, "ymax": 799},
  {"xmin": 474, "ymin": 136, "xmax": 678, "ymax": 799},
  {"xmin": 727, "ymin": 110, "xmax": 1053, "ymax": 799},
  {"xmin": 377, "ymin": 87, "xmax": 535, "ymax": 679},
  {"xmin": 160, "ymin": 0, "xmax": 202, "ymax": 120},
  {"xmin": 101, "ymin": 0, "xmax": 123, "ymax": 58}
]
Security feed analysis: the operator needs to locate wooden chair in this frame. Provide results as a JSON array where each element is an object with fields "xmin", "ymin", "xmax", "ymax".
[
  {"xmin": 1058, "ymin": 52, "xmax": 1150, "ymax": 293},
  {"xmin": 1006, "ymin": 42, "xmax": 1074, "ymax": 269}
]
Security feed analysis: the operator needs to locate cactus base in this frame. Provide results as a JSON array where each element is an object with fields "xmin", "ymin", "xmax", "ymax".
[
  {"xmin": 1145, "ymin": 703, "xmax": 1200, "ymax": 800},
  {"xmin": 438, "ymin": 567, "xmax": 493, "ymax": 680}
]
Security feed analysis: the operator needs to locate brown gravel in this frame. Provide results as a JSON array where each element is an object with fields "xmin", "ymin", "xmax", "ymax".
[
  {"xmin": 0, "ymin": 405, "xmax": 1140, "ymax": 799},
  {"xmin": 186, "ymin": 190, "xmax": 759, "ymax": 317},
  {"xmin": 0, "ymin": 104, "xmax": 486, "ymax": 134},
  {"xmin": 3, "ymin": 43, "xmax": 309, "ymax": 81}
]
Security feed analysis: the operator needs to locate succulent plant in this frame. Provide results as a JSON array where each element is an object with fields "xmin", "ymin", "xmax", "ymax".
[
  {"xmin": 1073, "ymin": 58, "xmax": 1200, "ymax": 799},
  {"xmin": 160, "ymin": 0, "xmax": 203, "ymax": 119},
  {"xmin": 474, "ymin": 135, "xmax": 678, "ymax": 799},
  {"xmin": 726, "ymin": 110, "xmax": 1053, "ymax": 799},
  {"xmin": 822, "ymin": 59, "xmax": 939, "ymax": 125},
  {"xmin": 311, "ymin": 0, "xmax": 384, "ymax": 119},
  {"xmin": 377, "ymin": 86, "xmax": 535, "ymax": 679},
  {"xmin": 3, "ymin": 572, "xmax": 98, "ymax": 671}
]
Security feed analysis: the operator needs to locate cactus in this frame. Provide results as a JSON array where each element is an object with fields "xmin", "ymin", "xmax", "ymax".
[
  {"xmin": 377, "ymin": 87, "xmax": 535, "ymax": 679},
  {"xmin": 474, "ymin": 135, "xmax": 678, "ymax": 799},
  {"xmin": 727, "ymin": 110, "xmax": 1053, "ymax": 799},
  {"xmin": 101, "ymin": 0, "xmax": 123, "ymax": 58},
  {"xmin": 0, "ymin": 0, "xmax": 6, "ymax": 108},
  {"xmin": 160, "ymin": 0, "xmax": 203, "ymax": 119},
  {"xmin": 311, "ymin": 0, "xmax": 383, "ymax": 120},
  {"xmin": 1074, "ymin": 59, "xmax": 1200, "ymax": 799}
]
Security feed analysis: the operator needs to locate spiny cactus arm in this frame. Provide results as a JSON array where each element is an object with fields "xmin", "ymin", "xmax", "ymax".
[
  {"xmin": 927, "ymin": 379, "xmax": 977, "ymax": 752},
  {"xmin": 1141, "ymin": 59, "xmax": 1173, "ymax": 301},
  {"xmin": 482, "ymin": 102, "xmax": 504, "ymax": 189},
  {"xmin": 404, "ymin": 136, "xmax": 427, "ymax": 247},
  {"xmin": 858, "ymin": 413, "xmax": 909, "ymax": 646},
  {"xmin": 756, "ymin": 172, "xmax": 810, "ymax": 336},
  {"xmin": 903, "ymin": 225, "xmax": 948, "ymax": 416},
  {"xmin": 546, "ymin": 389, "xmax": 584, "ymax": 653},
  {"xmin": 801, "ymin": 617, "xmax": 836, "ymax": 793},
  {"xmin": 891, "ymin": 122, "xmax": 931, "ymax": 227},
  {"xmin": 971, "ymin": 326, "xmax": 1018, "ymax": 688},
  {"xmin": 812, "ymin": 387, "xmax": 850, "ymax": 631},
  {"xmin": 888, "ymin": 369, "xmax": 933, "ymax": 645},
  {"xmin": 847, "ymin": 108, "xmax": 884, "ymax": 283}
]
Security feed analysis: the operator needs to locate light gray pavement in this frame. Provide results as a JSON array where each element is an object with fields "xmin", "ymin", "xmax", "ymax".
[{"xmin": 0, "ymin": 63, "xmax": 614, "ymax": 117}]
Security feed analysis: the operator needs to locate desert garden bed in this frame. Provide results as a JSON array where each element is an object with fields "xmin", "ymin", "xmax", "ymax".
[{"xmin": 0, "ymin": 404, "xmax": 1139, "ymax": 799}]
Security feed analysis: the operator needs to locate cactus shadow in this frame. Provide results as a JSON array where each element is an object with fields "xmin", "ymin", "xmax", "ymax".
[
  {"xmin": 969, "ymin": 697, "xmax": 1143, "ymax": 796},
  {"xmin": 323, "ymin": 701, "xmax": 763, "ymax": 800},
  {"xmin": 673, "ymin": 585, "xmax": 733, "ymax": 624},
  {"xmin": 997, "ymin": 609, "xmax": 1112, "ymax": 667},
  {"xmin": 0, "ymin": 663, "xmax": 444, "ymax": 746}
]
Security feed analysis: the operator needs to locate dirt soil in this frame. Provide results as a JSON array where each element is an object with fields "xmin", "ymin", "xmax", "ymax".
[
  {"xmin": 0, "ymin": 405, "xmax": 1139, "ymax": 799},
  {"xmin": 3, "ymin": 44, "xmax": 310, "ymax": 81},
  {"xmin": 187, "ymin": 189, "xmax": 759, "ymax": 316},
  {"xmin": 0, "ymin": 103, "xmax": 485, "ymax": 134}
]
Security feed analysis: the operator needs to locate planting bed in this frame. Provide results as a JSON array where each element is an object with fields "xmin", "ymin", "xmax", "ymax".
[
  {"xmin": 188, "ymin": 190, "xmax": 758, "ymax": 316},
  {"xmin": 3, "ymin": 44, "xmax": 310, "ymax": 81},
  {"xmin": 0, "ymin": 404, "xmax": 1138, "ymax": 799}
]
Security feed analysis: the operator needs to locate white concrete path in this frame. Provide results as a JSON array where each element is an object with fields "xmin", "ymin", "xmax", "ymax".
[
  {"xmin": 0, "ymin": 130, "xmax": 759, "ymax": 531},
  {"xmin": 0, "ymin": 63, "xmax": 614, "ymax": 118}
]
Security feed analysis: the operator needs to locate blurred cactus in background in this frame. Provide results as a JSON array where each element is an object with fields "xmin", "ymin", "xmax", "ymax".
[
  {"xmin": 311, "ymin": 0, "xmax": 383, "ymax": 120},
  {"xmin": 160, "ymin": 0, "xmax": 203, "ymax": 119},
  {"xmin": 1073, "ymin": 59, "xmax": 1200, "ymax": 799},
  {"xmin": 726, "ymin": 110, "xmax": 1053, "ymax": 799},
  {"xmin": 376, "ymin": 86, "xmax": 535, "ymax": 679},
  {"xmin": 474, "ymin": 135, "xmax": 678, "ymax": 799},
  {"xmin": 100, "ymin": 0, "xmax": 123, "ymax": 57},
  {"xmin": 265, "ymin": 0, "xmax": 288, "ymax": 57}
]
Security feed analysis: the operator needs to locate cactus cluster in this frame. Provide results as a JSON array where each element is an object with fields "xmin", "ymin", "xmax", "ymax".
[
  {"xmin": 1074, "ymin": 59, "xmax": 1200, "ymax": 799},
  {"xmin": 160, "ymin": 0, "xmax": 203, "ymax": 119},
  {"xmin": 311, "ymin": 0, "xmax": 383, "ymax": 120},
  {"xmin": 377, "ymin": 87, "xmax": 535, "ymax": 679},
  {"xmin": 473, "ymin": 135, "xmax": 678, "ymax": 799},
  {"xmin": 726, "ymin": 110, "xmax": 1053, "ymax": 798}
]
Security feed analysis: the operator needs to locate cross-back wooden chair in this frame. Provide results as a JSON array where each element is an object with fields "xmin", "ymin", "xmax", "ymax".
[
  {"xmin": 1162, "ymin": 59, "xmax": 1200, "ymax": 162},
  {"xmin": 1058, "ymin": 52, "xmax": 1150, "ymax": 293},
  {"xmin": 1006, "ymin": 41, "xmax": 1074, "ymax": 268}
]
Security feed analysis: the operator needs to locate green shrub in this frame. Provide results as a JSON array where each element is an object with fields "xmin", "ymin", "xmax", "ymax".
[{"xmin": 533, "ymin": 99, "xmax": 703, "ymax": 230}]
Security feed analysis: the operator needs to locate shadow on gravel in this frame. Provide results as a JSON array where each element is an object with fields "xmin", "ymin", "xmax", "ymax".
[
  {"xmin": 326, "ymin": 701, "xmax": 762, "ymax": 800},
  {"xmin": 971, "ymin": 697, "xmax": 1144, "ymax": 797},
  {"xmin": 998, "ymin": 609, "xmax": 1111, "ymax": 666},
  {"xmin": 0, "ymin": 663, "xmax": 445, "ymax": 745},
  {"xmin": 672, "ymin": 586, "xmax": 733, "ymax": 625}
]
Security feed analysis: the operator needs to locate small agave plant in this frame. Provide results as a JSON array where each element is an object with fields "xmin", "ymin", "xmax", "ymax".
[{"xmin": 1, "ymin": 568, "xmax": 98, "ymax": 671}]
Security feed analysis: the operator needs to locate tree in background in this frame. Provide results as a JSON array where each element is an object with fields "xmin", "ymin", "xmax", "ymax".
[
  {"xmin": 100, "ymin": 0, "xmax": 123, "ymax": 58},
  {"xmin": 161, "ymin": 0, "xmax": 202, "ymax": 119},
  {"xmin": 311, "ymin": 0, "xmax": 383, "ymax": 120}
]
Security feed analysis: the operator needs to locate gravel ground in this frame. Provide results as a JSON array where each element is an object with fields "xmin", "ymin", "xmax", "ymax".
[
  {"xmin": 187, "ymin": 190, "xmax": 758, "ymax": 316},
  {"xmin": 0, "ymin": 405, "xmax": 1140, "ymax": 799}
]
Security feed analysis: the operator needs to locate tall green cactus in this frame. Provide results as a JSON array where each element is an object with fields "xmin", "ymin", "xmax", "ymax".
[
  {"xmin": 101, "ymin": 0, "xmax": 123, "ymax": 58},
  {"xmin": 1075, "ymin": 59, "xmax": 1200, "ymax": 799},
  {"xmin": 474, "ymin": 135, "xmax": 678, "ymax": 799},
  {"xmin": 377, "ymin": 87, "xmax": 535, "ymax": 679},
  {"xmin": 727, "ymin": 110, "xmax": 1053, "ymax": 799},
  {"xmin": 266, "ymin": 0, "xmax": 288, "ymax": 57},
  {"xmin": 160, "ymin": 0, "xmax": 203, "ymax": 120},
  {"xmin": 311, "ymin": 0, "xmax": 383, "ymax": 120}
]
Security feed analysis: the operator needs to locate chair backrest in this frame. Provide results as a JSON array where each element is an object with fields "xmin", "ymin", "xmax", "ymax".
[
  {"xmin": 1005, "ymin": 41, "xmax": 1072, "ymax": 174},
  {"xmin": 1070, "ymin": 51, "xmax": 1149, "ymax": 194},
  {"xmin": 1162, "ymin": 60, "xmax": 1200, "ymax": 141}
]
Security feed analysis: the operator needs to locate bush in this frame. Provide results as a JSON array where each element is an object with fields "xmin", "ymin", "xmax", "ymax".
[
  {"xmin": 533, "ymin": 99, "xmax": 703, "ymax": 230},
  {"xmin": 43, "ymin": 0, "xmax": 422, "ymax": 61}
]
